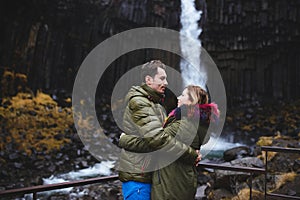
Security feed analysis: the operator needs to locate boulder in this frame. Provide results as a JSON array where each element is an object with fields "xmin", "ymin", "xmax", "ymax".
[
  {"xmin": 223, "ymin": 146, "xmax": 251, "ymax": 162},
  {"xmin": 214, "ymin": 157, "xmax": 264, "ymax": 194}
]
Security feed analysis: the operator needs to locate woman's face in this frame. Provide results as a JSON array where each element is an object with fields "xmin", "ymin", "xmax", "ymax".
[{"xmin": 177, "ymin": 88, "xmax": 192, "ymax": 107}]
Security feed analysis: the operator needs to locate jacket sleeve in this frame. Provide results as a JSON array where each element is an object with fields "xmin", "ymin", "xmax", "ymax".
[
  {"xmin": 119, "ymin": 124, "xmax": 198, "ymax": 164},
  {"xmin": 156, "ymin": 121, "xmax": 198, "ymax": 163},
  {"xmin": 118, "ymin": 134, "xmax": 152, "ymax": 152},
  {"xmin": 120, "ymin": 97, "xmax": 198, "ymax": 163}
]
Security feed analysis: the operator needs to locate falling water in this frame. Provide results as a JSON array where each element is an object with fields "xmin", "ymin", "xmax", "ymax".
[
  {"xmin": 180, "ymin": 0, "xmax": 206, "ymax": 89},
  {"xmin": 179, "ymin": 0, "xmax": 242, "ymax": 157}
]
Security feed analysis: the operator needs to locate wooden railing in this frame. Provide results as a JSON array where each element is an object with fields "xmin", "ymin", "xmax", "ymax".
[
  {"xmin": 0, "ymin": 146, "xmax": 299, "ymax": 200},
  {"xmin": 197, "ymin": 162, "xmax": 265, "ymax": 200},
  {"xmin": 262, "ymin": 146, "xmax": 300, "ymax": 200},
  {"xmin": 0, "ymin": 175, "xmax": 118, "ymax": 199}
]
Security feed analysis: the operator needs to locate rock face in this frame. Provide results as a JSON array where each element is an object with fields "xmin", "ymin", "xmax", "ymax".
[
  {"xmin": 0, "ymin": 0, "xmax": 300, "ymax": 102},
  {"xmin": 203, "ymin": 0, "xmax": 300, "ymax": 103},
  {"xmin": 0, "ymin": 0, "xmax": 183, "ymax": 96}
]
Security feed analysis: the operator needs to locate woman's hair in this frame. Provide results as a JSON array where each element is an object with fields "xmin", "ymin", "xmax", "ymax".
[
  {"xmin": 185, "ymin": 85, "xmax": 208, "ymax": 105},
  {"xmin": 185, "ymin": 85, "xmax": 209, "ymax": 118}
]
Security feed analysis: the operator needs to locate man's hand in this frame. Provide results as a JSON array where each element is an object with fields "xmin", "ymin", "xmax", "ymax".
[
  {"xmin": 195, "ymin": 150, "xmax": 202, "ymax": 166},
  {"xmin": 119, "ymin": 132, "xmax": 126, "ymax": 140}
]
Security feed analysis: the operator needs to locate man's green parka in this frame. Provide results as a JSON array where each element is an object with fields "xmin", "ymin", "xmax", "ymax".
[{"xmin": 118, "ymin": 84, "xmax": 198, "ymax": 184}]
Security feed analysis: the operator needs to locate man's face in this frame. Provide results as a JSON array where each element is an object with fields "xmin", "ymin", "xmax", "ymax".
[{"xmin": 146, "ymin": 67, "xmax": 168, "ymax": 94}]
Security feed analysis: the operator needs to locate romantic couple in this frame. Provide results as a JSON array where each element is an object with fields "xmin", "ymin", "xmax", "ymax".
[{"xmin": 118, "ymin": 60, "xmax": 220, "ymax": 200}]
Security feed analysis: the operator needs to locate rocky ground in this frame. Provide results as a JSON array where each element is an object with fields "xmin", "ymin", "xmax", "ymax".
[
  {"xmin": 197, "ymin": 133, "xmax": 300, "ymax": 200},
  {"xmin": 197, "ymin": 96, "xmax": 300, "ymax": 200},
  {"xmin": 0, "ymin": 92, "xmax": 121, "ymax": 199},
  {"xmin": 0, "ymin": 92, "xmax": 300, "ymax": 199},
  {"xmin": 223, "ymin": 96, "xmax": 300, "ymax": 143}
]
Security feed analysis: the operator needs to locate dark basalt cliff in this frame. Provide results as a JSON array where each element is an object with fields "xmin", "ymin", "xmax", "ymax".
[
  {"xmin": 0, "ymin": 0, "xmax": 299, "ymax": 103},
  {"xmin": 203, "ymin": 0, "xmax": 300, "ymax": 103}
]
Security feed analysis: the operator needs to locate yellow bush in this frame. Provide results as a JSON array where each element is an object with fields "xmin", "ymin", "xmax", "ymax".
[
  {"xmin": 241, "ymin": 125, "xmax": 252, "ymax": 131},
  {"xmin": 256, "ymin": 136, "xmax": 273, "ymax": 146},
  {"xmin": 232, "ymin": 188, "xmax": 264, "ymax": 200},
  {"xmin": 271, "ymin": 172, "xmax": 297, "ymax": 192},
  {"xmin": 35, "ymin": 90, "xmax": 57, "ymax": 106},
  {"xmin": 258, "ymin": 151, "xmax": 277, "ymax": 163},
  {"xmin": 0, "ymin": 92, "xmax": 74, "ymax": 155}
]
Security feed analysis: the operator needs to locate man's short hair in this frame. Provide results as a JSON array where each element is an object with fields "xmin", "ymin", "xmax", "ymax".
[{"xmin": 141, "ymin": 60, "xmax": 166, "ymax": 82}]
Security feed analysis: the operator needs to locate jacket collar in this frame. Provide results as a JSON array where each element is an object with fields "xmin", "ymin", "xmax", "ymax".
[{"xmin": 141, "ymin": 83, "xmax": 165, "ymax": 104}]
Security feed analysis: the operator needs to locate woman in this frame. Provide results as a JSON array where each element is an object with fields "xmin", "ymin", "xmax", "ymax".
[{"xmin": 119, "ymin": 85, "xmax": 220, "ymax": 199}]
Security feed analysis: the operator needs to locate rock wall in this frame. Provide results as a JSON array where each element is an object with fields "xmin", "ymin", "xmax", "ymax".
[
  {"xmin": 0, "ymin": 0, "xmax": 299, "ymax": 103},
  {"xmin": 0, "ymin": 0, "xmax": 182, "ymax": 96},
  {"xmin": 202, "ymin": 0, "xmax": 300, "ymax": 102}
]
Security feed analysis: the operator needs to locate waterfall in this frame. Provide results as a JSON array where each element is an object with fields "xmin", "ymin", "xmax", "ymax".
[
  {"xmin": 179, "ymin": 0, "xmax": 232, "ymax": 158},
  {"xmin": 180, "ymin": 0, "xmax": 206, "ymax": 89}
]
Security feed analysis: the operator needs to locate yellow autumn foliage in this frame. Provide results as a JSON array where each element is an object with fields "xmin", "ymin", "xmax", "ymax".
[
  {"xmin": 270, "ymin": 172, "xmax": 297, "ymax": 192},
  {"xmin": 256, "ymin": 136, "xmax": 273, "ymax": 146},
  {"xmin": 35, "ymin": 90, "xmax": 57, "ymax": 106},
  {"xmin": 241, "ymin": 125, "xmax": 252, "ymax": 131},
  {"xmin": 231, "ymin": 172, "xmax": 296, "ymax": 200},
  {"xmin": 259, "ymin": 151, "xmax": 277, "ymax": 163},
  {"xmin": 0, "ymin": 92, "xmax": 74, "ymax": 155},
  {"xmin": 256, "ymin": 136, "xmax": 277, "ymax": 162},
  {"xmin": 231, "ymin": 188, "xmax": 264, "ymax": 200}
]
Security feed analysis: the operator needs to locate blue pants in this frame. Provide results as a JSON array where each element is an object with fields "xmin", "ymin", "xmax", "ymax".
[{"xmin": 122, "ymin": 181, "xmax": 151, "ymax": 200}]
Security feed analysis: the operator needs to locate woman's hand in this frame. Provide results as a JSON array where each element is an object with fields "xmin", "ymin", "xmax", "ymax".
[{"xmin": 195, "ymin": 150, "xmax": 202, "ymax": 166}]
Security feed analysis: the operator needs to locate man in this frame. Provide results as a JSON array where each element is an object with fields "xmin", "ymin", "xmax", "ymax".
[{"xmin": 118, "ymin": 60, "xmax": 200, "ymax": 200}]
